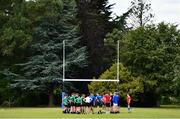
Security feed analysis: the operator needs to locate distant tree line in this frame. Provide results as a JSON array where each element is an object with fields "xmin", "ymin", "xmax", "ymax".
[{"xmin": 0, "ymin": 0, "xmax": 179, "ymax": 107}]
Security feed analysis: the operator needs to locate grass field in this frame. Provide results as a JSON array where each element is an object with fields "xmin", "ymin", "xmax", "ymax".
[{"xmin": 0, "ymin": 106, "xmax": 180, "ymax": 118}]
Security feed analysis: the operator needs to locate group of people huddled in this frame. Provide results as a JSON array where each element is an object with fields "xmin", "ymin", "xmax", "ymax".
[{"xmin": 62, "ymin": 92, "xmax": 132, "ymax": 114}]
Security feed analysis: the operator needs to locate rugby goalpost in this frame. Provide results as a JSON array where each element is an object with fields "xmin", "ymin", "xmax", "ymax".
[
  {"xmin": 63, "ymin": 40, "xmax": 120, "ymax": 82},
  {"xmin": 61, "ymin": 40, "xmax": 120, "ymax": 108}
]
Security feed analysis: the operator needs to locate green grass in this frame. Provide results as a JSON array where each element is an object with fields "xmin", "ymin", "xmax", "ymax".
[{"xmin": 0, "ymin": 106, "xmax": 180, "ymax": 118}]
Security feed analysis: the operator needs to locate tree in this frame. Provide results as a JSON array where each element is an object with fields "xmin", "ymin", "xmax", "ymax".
[
  {"xmin": 101, "ymin": 22, "xmax": 180, "ymax": 106},
  {"xmin": 88, "ymin": 63, "xmax": 144, "ymax": 104},
  {"xmin": 119, "ymin": 23, "xmax": 180, "ymax": 106},
  {"xmin": 0, "ymin": 75, "xmax": 9, "ymax": 106},
  {"xmin": 3, "ymin": 0, "xmax": 88, "ymax": 106},
  {"xmin": 127, "ymin": 0, "xmax": 154, "ymax": 28},
  {"xmin": 102, "ymin": 8, "xmax": 133, "ymax": 69},
  {"xmin": 113, "ymin": 8, "xmax": 133, "ymax": 30},
  {"xmin": 75, "ymin": 0, "xmax": 114, "ymax": 78},
  {"xmin": 0, "ymin": 0, "xmax": 64, "ymax": 57},
  {"xmin": 171, "ymin": 37, "xmax": 180, "ymax": 103},
  {"xmin": 0, "ymin": 0, "xmax": 33, "ymax": 57}
]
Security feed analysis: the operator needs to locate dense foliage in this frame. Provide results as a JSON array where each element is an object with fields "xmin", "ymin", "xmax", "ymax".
[
  {"xmin": 99, "ymin": 23, "xmax": 180, "ymax": 106},
  {"xmin": 0, "ymin": 0, "xmax": 88, "ymax": 106},
  {"xmin": 89, "ymin": 63, "xmax": 144, "ymax": 105}
]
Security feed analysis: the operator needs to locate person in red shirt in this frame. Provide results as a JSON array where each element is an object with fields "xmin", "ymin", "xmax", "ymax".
[
  {"xmin": 105, "ymin": 94, "xmax": 111, "ymax": 112},
  {"xmin": 126, "ymin": 94, "xmax": 132, "ymax": 112}
]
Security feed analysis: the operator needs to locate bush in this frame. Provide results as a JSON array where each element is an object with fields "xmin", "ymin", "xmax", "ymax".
[{"xmin": 89, "ymin": 63, "xmax": 144, "ymax": 104}]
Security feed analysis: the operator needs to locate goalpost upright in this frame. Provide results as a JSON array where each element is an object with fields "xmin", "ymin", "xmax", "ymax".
[{"xmin": 117, "ymin": 40, "xmax": 120, "ymax": 82}]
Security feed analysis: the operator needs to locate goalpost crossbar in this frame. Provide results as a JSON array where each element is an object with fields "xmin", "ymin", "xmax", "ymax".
[{"xmin": 63, "ymin": 79, "xmax": 119, "ymax": 82}]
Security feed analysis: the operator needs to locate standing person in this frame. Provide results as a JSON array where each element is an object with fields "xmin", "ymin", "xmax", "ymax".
[
  {"xmin": 90, "ymin": 93, "xmax": 95, "ymax": 114},
  {"xmin": 81, "ymin": 94, "xmax": 86, "ymax": 114},
  {"xmin": 110, "ymin": 92, "xmax": 113, "ymax": 112},
  {"xmin": 75, "ymin": 94, "xmax": 82, "ymax": 114},
  {"xmin": 70, "ymin": 93, "xmax": 76, "ymax": 113},
  {"xmin": 105, "ymin": 94, "xmax": 111, "ymax": 112},
  {"xmin": 74, "ymin": 93, "xmax": 79, "ymax": 113},
  {"xmin": 96, "ymin": 93, "xmax": 102, "ymax": 114},
  {"xmin": 62, "ymin": 95, "xmax": 68, "ymax": 113},
  {"xmin": 102, "ymin": 93, "xmax": 106, "ymax": 110},
  {"xmin": 112, "ymin": 92, "xmax": 119, "ymax": 113},
  {"xmin": 84, "ymin": 94, "xmax": 92, "ymax": 114},
  {"xmin": 126, "ymin": 94, "xmax": 132, "ymax": 113},
  {"xmin": 67, "ymin": 95, "xmax": 71, "ymax": 113}
]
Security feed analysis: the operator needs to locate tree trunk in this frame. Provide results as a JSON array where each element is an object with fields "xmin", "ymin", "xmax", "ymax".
[
  {"xmin": 155, "ymin": 88, "xmax": 161, "ymax": 107},
  {"xmin": 48, "ymin": 91, "xmax": 54, "ymax": 107},
  {"xmin": 140, "ymin": 2, "xmax": 143, "ymax": 27},
  {"xmin": 156, "ymin": 100, "xmax": 160, "ymax": 107}
]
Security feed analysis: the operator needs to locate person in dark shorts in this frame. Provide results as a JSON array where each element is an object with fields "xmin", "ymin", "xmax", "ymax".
[
  {"xmin": 67, "ymin": 95, "xmax": 71, "ymax": 113},
  {"xmin": 81, "ymin": 94, "xmax": 86, "ymax": 114},
  {"xmin": 75, "ymin": 94, "xmax": 82, "ymax": 114},
  {"xmin": 90, "ymin": 93, "xmax": 95, "ymax": 113},
  {"xmin": 84, "ymin": 94, "xmax": 92, "ymax": 114},
  {"xmin": 96, "ymin": 93, "xmax": 102, "ymax": 114},
  {"xmin": 110, "ymin": 92, "xmax": 113, "ymax": 112},
  {"xmin": 70, "ymin": 93, "xmax": 76, "ymax": 113},
  {"xmin": 105, "ymin": 94, "xmax": 111, "ymax": 112}
]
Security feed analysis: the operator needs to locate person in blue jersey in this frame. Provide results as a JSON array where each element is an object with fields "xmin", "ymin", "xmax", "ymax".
[
  {"xmin": 90, "ymin": 93, "xmax": 96, "ymax": 106},
  {"xmin": 96, "ymin": 93, "xmax": 102, "ymax": 114},
  {"xmin": 112, "ymin": 92, "xmax": 120, "ymax": 113},
  {"xmin": 90, "ymin": 93, "xmax": 95, "ymax": 114}
]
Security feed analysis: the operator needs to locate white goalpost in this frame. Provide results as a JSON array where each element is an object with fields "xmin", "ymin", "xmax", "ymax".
[
  {"xmin": 61, "ymin": 40, "xmax": 120, "ymax": 108},
  {"xmin": 62, "ymin": 40, "xmax": 120, "ymax": 82}
]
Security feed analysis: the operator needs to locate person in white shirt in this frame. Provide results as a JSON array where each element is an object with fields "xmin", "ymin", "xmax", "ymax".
[{"xmin": 84, "ymin": 94, "xmax": 92, "ymax": 113}]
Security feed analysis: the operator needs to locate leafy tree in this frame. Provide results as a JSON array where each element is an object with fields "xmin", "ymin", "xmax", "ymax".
[
  {"xmin": 0, "ymin": 0, "xmax": 33, "ymax": 56},
  {"xmin": 101, "ymin": 22, "xmax": 180, "ymax": 106},
  {"xmin": 0, "ymin": 0, "xmax": 63, "ymax": 56},
  {"xmin": 89, "ymin": 63, "xmax": 144, "ymax": 104},
  {"xmin": 171, "ymin": 39, "xmax": 180, "ymax": 103},
  {"xmin": 119, "ymin": 23, "xmax": 180, "ymax": 106},
  {"xmin": 23, "ymin": 0, "xmax": 63, "ymax": 23},
  {"xmin": 0, "ymin": 0, "xmax": 32, "ymax": 106},
  {"xmin": 103, "ymin": 8, "xmax": 133, "ymax": 69},
  {"xmin": 127, "ymin": 0, "xmax": 154, "ymax": 28}
]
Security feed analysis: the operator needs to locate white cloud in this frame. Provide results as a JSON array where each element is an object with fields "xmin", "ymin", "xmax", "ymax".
[{"xmin": 109, "ymin": 0, "xmax": 180, "ymax": 29}]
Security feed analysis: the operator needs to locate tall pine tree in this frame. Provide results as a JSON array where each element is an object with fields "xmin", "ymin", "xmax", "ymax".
[
  {"xmin": 76, "ymin": 0, "xmax": 114, "ymax": 78},
  {"xmin": 9, "ymin": 0, "xmax": 88, "ymax": 106}
]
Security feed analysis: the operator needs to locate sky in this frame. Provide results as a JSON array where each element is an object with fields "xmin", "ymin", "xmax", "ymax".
[{"xmin": 108, "ymin": 0, "xmax": 180, "ymax": 29}]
